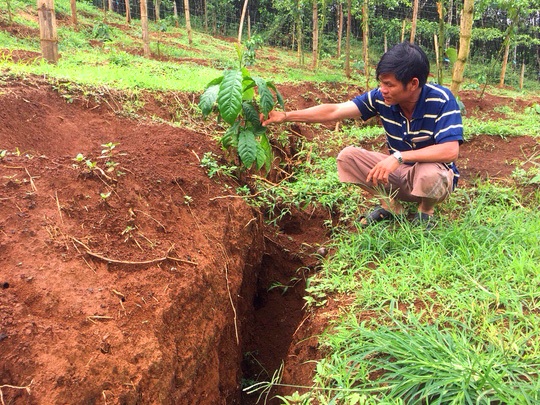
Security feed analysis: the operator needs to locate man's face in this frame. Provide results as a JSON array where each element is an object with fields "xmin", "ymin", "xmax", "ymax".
[{"xmin": 378, "ymin": 73, "xmax": 419, "ymax": 106}]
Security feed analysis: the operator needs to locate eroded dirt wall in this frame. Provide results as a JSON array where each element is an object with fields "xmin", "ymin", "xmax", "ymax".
[{"xmin": 0, "ymin": 78, "xmax": 265, "ymax": 404}]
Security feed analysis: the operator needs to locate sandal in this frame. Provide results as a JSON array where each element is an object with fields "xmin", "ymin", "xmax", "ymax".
[
  {"xmin": 359, "ymin": 205, "xmax": 394, "ymax": 227},
  {"xmin": 411, "ymin": 212, "xmax": 436, "ymax": 230}
]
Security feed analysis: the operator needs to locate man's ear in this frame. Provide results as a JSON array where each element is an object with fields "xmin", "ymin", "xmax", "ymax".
[{"xmin": 409, "ymin": 77, "xmax": 420, "ymax": 90}]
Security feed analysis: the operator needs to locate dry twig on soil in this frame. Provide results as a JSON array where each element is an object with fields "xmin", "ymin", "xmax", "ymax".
[
  {"xmin": 71, "ymin": 238, "xmax": 197, "ymax": 266},
  {"xmin": 0, "ymin": 382, "xmax": 32, "ymax": 405}
]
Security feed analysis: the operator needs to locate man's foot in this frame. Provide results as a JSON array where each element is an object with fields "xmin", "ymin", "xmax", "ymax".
[
  {"xmin": 359, "ymin": 205, "xmax": 394, "ymax": 227},
  {"xmin": 411, "ymin": 212, "xmax": 436, "ymax": 230}
]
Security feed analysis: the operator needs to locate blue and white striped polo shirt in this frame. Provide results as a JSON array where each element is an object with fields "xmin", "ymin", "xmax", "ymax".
[{"xmin": 351, "ymin": 83, "xmax": 464, "ymax": 185}]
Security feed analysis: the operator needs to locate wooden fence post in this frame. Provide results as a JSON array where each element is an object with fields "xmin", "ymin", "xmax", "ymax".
[{"xmin": 37, "ymin": 0, "xmax": 59, "ymax": 63}]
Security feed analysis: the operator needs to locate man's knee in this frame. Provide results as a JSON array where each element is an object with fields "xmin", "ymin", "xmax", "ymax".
[
  {"xmin": 337, "ymin": 146, "xmax": 360, "ymax": 162},
  {"xmin": 337, "ymin": 146, "xmax": 370, "ymax": 183},
  {"xmin": 417, "ymin": 170, "xmax": 451, "ymax": 201}
]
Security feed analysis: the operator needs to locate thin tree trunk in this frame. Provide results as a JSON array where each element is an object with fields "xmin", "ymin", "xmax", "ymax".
[
  {"xmin": 519, "ymin": 61, "xmax": 525, "ymax": 89},
  {"xmin": 140, "ymin": 0, "xmax": 150, "ymax": 57},
  {"xmin": 37, "ymin": 0, "xmax": 59, "ymax": 63},
  {"xmin": 173, "ymin": 0, "xmax": 178, "ymax": 28},
  {"xmin": 337, "ymin": 2, "xmax": 343, "ymax": 58},
  {"xmin": 312, "ymin": 0, "xmax": 318, "ymax": 70},
  {"xmin": 184, "ymin": 0, "xmax": 192, "ymax": 45},
  {"xmin": 345, "ymin": 0, "xmax": 351, "ymax": 77},
  {"xmin": 450, "ymin": 0, "xmax": 474, "ymax": 95},
  {"xmin": 70, "ymin": 0, "xmax": 77, "ymax": 27},
  {"xmin": 410, "ymin": 0, "xmax": 419, "ymax": 43},
  {"xmin": 155, "ymin": 0, "xmax": 161, "ymax": 21},
  {"xmin": 401, "ymin": 19, "xmax": 406, "ymax": 42},
  {"xmin": 446, "ymin": 0, "xmax": 453, "ymax": 47},
  {"xmin": 362, "ymin": 0, "xmax": 369, "ymax": 90},
  {"xmin": 108, "ymin": 0, "xmax": 113, "ymax": 12},
  {"xmin": 238, "ymin": 0, "xmax": 249, "ymax": 46},
  {"xmin": 296, "ymin": 0, "xmax": 303, "ymax": 64},
  {"xmin": 434, "ymin": 33, "xmax": 440, "ymax": 82},
  {"xmin": 436, "ymin": 1, "xmax": 445, "ymax": 84},
  {"xmin": 499, "ymin": 40, "xmax": 510, "ymax": 87},
  {"xmin": 124, "ymin": 0, "xmax": 131, "ymax": 24},
  {"xmin": 203, "ymin": 0, "xmax": 208, "ymax": 32},
  {"xmin": 499, "ymin": 8, "xmax": 520, "ymax": 87}
]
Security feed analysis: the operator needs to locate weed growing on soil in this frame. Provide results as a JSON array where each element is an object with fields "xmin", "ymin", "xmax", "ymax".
[
  {"xmin": 249, "ymin": 146, "xmax": 366, "ymax": 226},
  {"xmin": 200, "ymin": 151, "xmax": 238, "ymax": 179},
  {"xmin": 300, "ymin": 181, "xmax": 540, "ymax": 403},
  {"xmin": 464, "ymin": 111, "xmax": 540, "ymax": 139}
]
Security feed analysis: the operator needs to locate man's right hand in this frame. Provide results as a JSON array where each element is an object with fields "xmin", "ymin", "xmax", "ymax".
[{"xmin": 260, "ymin": 111, "xmax": 287, "ymax": 127}]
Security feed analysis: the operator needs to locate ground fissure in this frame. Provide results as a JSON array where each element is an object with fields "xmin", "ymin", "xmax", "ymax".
[{"xmin": 1, "ymin": 76, "xmax": 539, "ymax": 404}]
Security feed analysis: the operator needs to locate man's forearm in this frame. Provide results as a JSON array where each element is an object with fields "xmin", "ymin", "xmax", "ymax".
[{"xmin": 401, "ymin": 141, "xmax": 459, "ymax": 163}]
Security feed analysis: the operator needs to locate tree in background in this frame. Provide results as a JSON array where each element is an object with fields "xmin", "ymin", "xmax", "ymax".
[
  {"xmin": 362, "ymin": 0, "xmax": 369, "ymax": 89},
  {"xmin": 410, "ymin": 0, "xmax": 419, "ymax": 43},
  {"xmin": 140, "ymin": 0, "xmax": 150, "ymax": 56},
  {"xmin": 184, "ymin": 0, "xmax": 193, "ymax": 44},
  {"xmin": 344, "ymin": 0, "xmax": 351, "ymax": 77},
  {"xmin": 450, "ymin": 0, "xmax": 474, "ymax": 94},
  {"xmin": 312, "ymin": 0, "xmax": 319, "ymax": 69}
]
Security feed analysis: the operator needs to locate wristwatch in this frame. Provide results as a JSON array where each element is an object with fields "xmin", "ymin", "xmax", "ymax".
[{"xmin": 392, "ymin": 151, "xmax": 403, "ymax": 164}]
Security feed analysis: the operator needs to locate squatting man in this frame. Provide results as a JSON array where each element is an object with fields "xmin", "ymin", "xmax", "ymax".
[{"xmin": 261, "ymin": 41, "xmax": 463, "ymax": 229}]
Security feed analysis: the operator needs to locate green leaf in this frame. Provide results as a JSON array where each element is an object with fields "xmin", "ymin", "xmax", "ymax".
[
  {"xmin": 257, "ymin": 132, "xmax": 273, "ymax": 172},
  {"xmin": 217, "ymin": 70, "xmax": 243, "ymax": 125},
  {"xmin": 199, "ymin": 84, "xmax": 219, "ymax": 117},
  {"xmin": 254, "ymin": 77, "xmax": 274, "ymax": 117},
  {"xmin": 205, "ymin": 76, "xmax": 223, "ymax": 88},
  {"xmin": 238, "ymin": 129, "xmax": 258, "ymax": 168},
  {"xmin": 445, "ymin": 47, "xmax": 458, "ymax": 64},
  {"xmin": 242, "ymin": 77, "xmax": 256, "ymax": 101},
  {"xmin": 267, "ymin": 81, "xmax": 284, "ymax": 109},
  {"xmin": 242, "ymin": 102, "xmax": 263, "ymax": 131},
  {"xmin": 221, "ymin": 121, "xmax": 240, "ymax": 149}
]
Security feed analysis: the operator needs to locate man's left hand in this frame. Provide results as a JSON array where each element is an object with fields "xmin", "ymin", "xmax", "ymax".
[{"xmin": 366, "ymin": 155, "xmax": 400, "ymax": 186}]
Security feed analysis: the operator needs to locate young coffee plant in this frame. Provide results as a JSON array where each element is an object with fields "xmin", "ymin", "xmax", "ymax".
[{"xmin": 198, "ymin": 49, "xmax": 284, "ymax": 172}]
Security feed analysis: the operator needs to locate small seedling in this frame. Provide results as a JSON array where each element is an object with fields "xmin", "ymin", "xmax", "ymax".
[
  {"xmin": 101, "ymin": 142, "xmax": 118, "ymax": 157},
  {"xmin": 86, "ymin": 160, "xmax": 98, "ymax": 170},
  {"xmin": 199, "ymin": 47, "xmax": 284, "ymax": 172}
]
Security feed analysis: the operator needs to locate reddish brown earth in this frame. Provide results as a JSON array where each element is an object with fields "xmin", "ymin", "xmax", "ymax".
[{"xmin": 1, "ymin": 74, "xmax": 539, "ymax": 405}]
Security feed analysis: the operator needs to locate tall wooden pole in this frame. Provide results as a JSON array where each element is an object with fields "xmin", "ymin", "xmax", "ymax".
[
  {"xmin": 184, "ymin": 0, "xmax": 193, "ymax": 45},
  {"xmin": 125, "ymin": 0, "xmax": 131, "ymax": 24},
  {"xmin": 362, "ymin": 0, "xmax": 369, "ymax": 90},
  {"xmin": 344, "ymin": 0, "xmax": 351, "ymax": 78},
  {"xmin": 336, "ymin": 2, "xmax": 343, "ymax": 58},
  {"xmin": 410, "ymin": 0, "xmax": 419, "ymax": 43},
  {"xmin": 37, "ymin": 0, "xmax": 59, "ymax": 63},
  {"xmin": 450, "ymin": 0, "xmax": 474, "ymax": 95},
  {"xmin": 237, "ymin": 0, "xmax": 248, "ymax": 46},
  {"xmin": 140, "ymin": 0, "xmax": 150, "ymax": 57},
  {"xmin": 311, "ymin": 0, "xmax": 318, "ymax": 70},
  {"xmin": 70, "ymin": 0, "xmax": 77, "ymax": 27}
]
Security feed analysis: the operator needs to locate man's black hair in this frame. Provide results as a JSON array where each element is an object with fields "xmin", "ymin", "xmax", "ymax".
[{"xmin": 376, "ymin": 42, "xmax": 430, "ymax": 88}]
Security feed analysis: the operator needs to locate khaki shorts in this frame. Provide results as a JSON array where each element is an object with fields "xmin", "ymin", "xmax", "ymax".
[{"xmin": 337, "ymin": 146, "xmax": 454, "ymax": 203}]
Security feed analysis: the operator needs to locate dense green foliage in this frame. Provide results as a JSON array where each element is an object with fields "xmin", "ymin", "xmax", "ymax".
[{"xmin": 199, "ymin": 56, "xmax": 284, "ymax": 170}]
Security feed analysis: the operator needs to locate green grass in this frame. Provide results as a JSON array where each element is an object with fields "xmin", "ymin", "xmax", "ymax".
[
  {"xmin": 464, "ymin": 114, "xmax": 540, "ymax": 139},
  {"xmin": 291, "ymin": 181, "xmax": 540, "ymax": 404}
]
